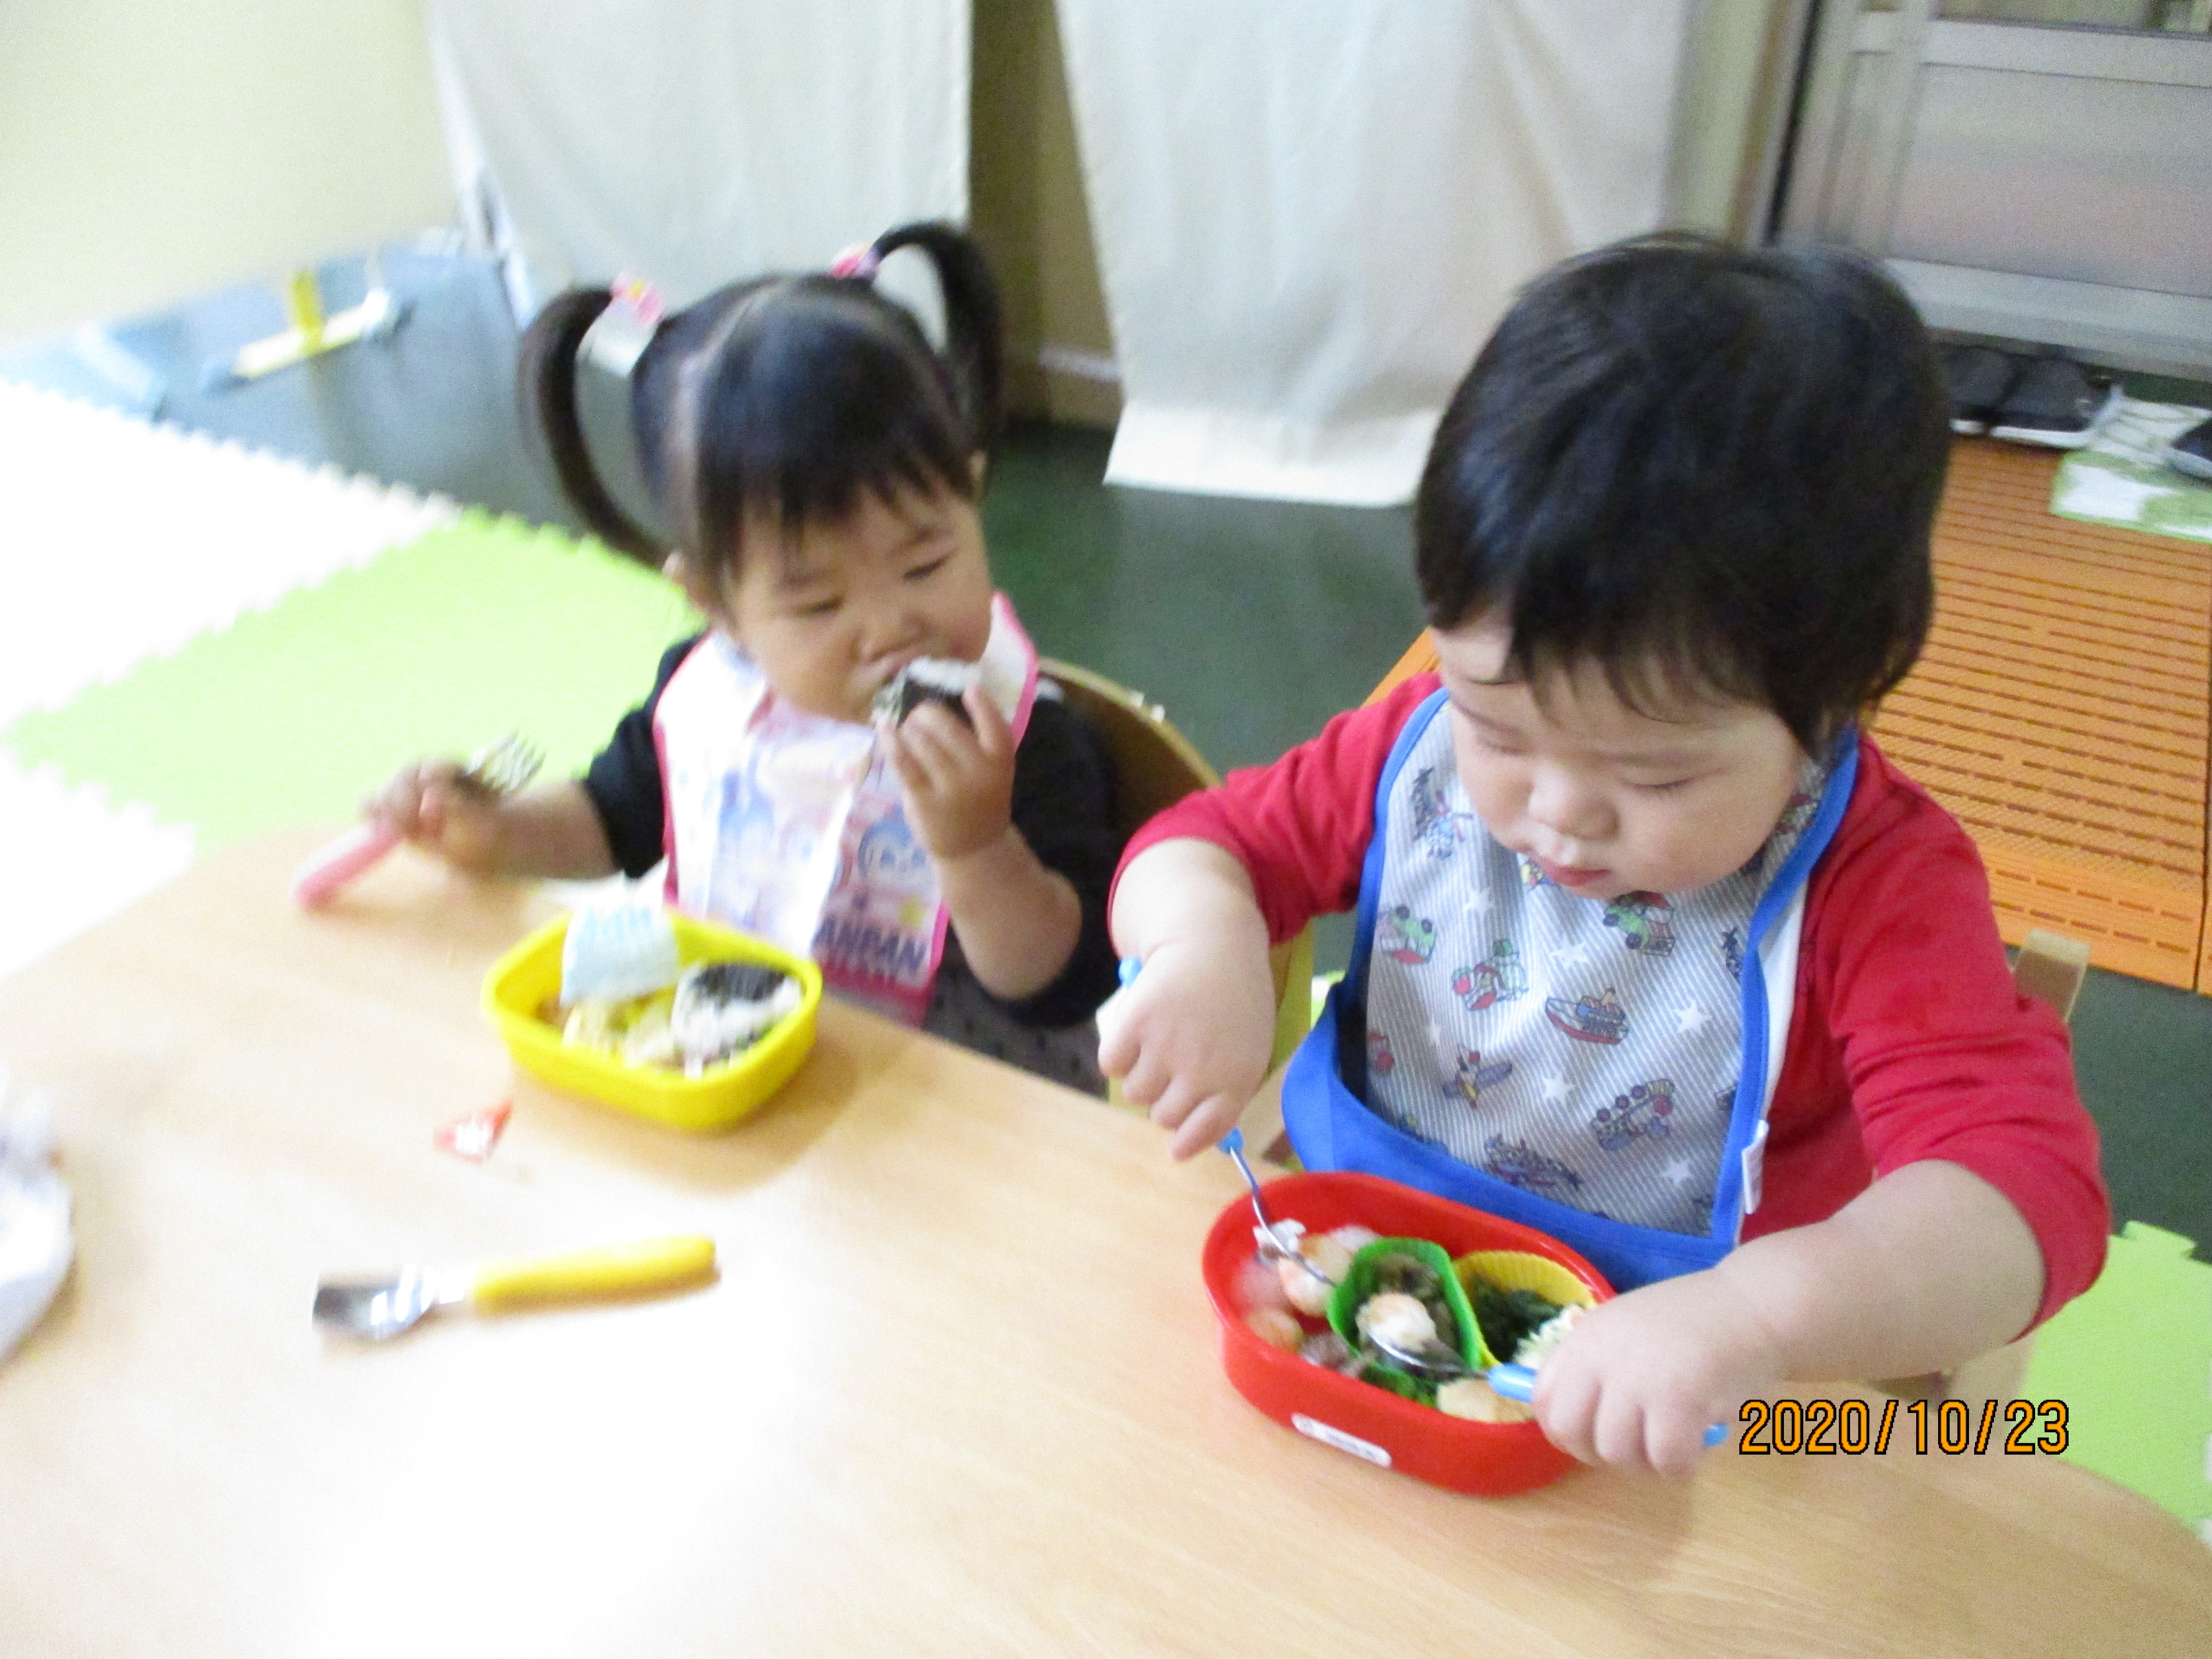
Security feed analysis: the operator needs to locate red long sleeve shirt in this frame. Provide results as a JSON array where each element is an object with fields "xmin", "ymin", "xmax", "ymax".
[{"xmin": 1121, "ymin": 675, "xmax": 2109, "ymax": 1325}]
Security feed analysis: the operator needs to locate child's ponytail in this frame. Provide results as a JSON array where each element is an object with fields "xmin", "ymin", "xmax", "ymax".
[
  {"xmin": 540, "ymin": 226, "xmax": 1006, "ymax": 591},
  {"xmin": 517, "ymin": 287, "xmax": 666, "ymax": 568},
  {"xmin": 857, "ymin": 222, "xmax": 1005, "ymax": 460}
]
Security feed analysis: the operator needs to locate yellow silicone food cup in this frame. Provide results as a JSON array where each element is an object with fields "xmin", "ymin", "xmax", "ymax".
[
  {"xmin": 482, "ymin": 911, "xmax": 822, "ymax": 1131},
  {"xmin": 1452, "ymin": 1249, "xmax": 1601, "ymax": 1311}
]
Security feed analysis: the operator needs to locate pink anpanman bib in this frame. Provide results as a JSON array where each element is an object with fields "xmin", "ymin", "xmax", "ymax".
[{"xmin": 653, "ymin": 594, "xmax": 1038, "ymax": 1024}]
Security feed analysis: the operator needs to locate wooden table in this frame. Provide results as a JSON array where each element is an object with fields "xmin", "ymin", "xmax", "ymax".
[{"xmin": 3, "ymin": 831, "xmax": 2207, "ymax": 1658}]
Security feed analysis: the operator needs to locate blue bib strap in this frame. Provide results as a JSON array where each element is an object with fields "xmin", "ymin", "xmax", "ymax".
[
  {"xmin": 1708, "ymin": 729, "xmax": 1860, "ymax": 1235},
  {"xmin": 1337, "ymin": 687, "xmax": 1449, "ymax": 1100}
]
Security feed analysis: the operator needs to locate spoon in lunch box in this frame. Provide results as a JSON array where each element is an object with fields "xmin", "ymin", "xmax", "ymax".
[
  {"xmin": 1114, "ymin": 957, "xmax": 1331, "ymax": 1286},
  {"xmin": 292, "ymin": 731, "xmax": 544, "ymax": 908},
  {"xmin": 313, "ymin": 1234, "xmax": 717, "ymax": 1340},
  {"xmin": 1365, "ymin": 1330, "xmax": 1727, "ymax": 1445}
]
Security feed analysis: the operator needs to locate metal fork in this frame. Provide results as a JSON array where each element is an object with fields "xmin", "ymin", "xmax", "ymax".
[
  {"xmin": 1223, "ymin": 1126, "xmax": 1335, "ymax": 1286},
  {"xmin": 1111, "ymin": 958, "xmax": 1333, "ymax": 1290},
  {"xmin": 291, "ymin": 732, "xmax": 544, "ymax": 907}
]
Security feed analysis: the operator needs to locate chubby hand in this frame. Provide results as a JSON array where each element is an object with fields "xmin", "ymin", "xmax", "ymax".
[
  {"xmin": 1095, "ymin": 939, "xmax": 1276, "ymax": 1159},
  {"xmin": 365, "ymin": 759, "xmax": 507, "ymax": 875},
  {"xmin": 1532, "ymin": 1269, "xmax": 1782, "ymax": 1477},
  {"xmin": 885, "ymin": 685, "xmax": 1016, "ymax": 863}
]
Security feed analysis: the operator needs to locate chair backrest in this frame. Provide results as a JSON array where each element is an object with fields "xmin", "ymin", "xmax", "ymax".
[
  {"xmin": 1037, "ymin": 658, "xmax": 1315, "ymax": 1078},
  {"xmin": 1038, "ymin": 658, "xmax": 1220, "ymax": 840},
  {"xmin": 2015, "ymin": 928, "xmax": 2090, "ymax": 1023}
]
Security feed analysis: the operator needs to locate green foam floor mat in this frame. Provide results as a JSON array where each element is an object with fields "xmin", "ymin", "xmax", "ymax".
[
  {"xmin": 2024, "ymin": 1221, "xmax": 2212, "ymax": 1534},
  {"xmin": 3, "ymin": 513, "xmax": 699, "ymax": 848}
]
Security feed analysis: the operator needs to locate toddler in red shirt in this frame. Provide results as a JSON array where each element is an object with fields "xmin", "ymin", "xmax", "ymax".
[{"xmin": 1101, "ymin": 235, "xmax": 2108, "ymax": 1477}]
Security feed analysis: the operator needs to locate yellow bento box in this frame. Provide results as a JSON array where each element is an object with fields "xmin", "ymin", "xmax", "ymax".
[{"xmin": 482, "ymin": 911, "xmax": 823, "ymax": 1131}]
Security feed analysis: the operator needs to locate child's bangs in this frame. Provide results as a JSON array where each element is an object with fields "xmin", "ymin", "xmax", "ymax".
[
  {"xmin": 1462, "ymin": 414, "xmax": 1780, "ymax": 729},
  {"xmin": 1492, "ymin": 592, "xmax": 1774, "ymax": 732},
  {"xmin": 702, "ymin": 419, "xmax": 973, "ymax": 571}
]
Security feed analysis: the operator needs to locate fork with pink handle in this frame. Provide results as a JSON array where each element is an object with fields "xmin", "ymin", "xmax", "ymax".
[{"xmin": 290, "ymin": 732, "xmax": 543, "ymax": 908}]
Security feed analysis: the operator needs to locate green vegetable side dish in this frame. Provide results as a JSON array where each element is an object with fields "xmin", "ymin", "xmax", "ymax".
[
  {"xmin": 1322, "ymin": 1238, "xmax": 1580, "ymax": 1410},
  {"xmin": 1466, "ymin": 1279, "xmax": 1567, "ymax": 1366},
  {"xmin": 1328, "ymin": 1239, "xmax": 1489, "ymax": 1405}
]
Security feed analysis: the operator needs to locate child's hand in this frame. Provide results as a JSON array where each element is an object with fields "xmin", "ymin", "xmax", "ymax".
[
  {"xmin": 1096, "ymin": 938, "xmax": 1276, "ymax": 1159},
  {"xmin": 886, "ymin": 685, "xmax": 1016, "ymax": 862},
  {"xmin": 1531, "ymin": 1270, "xmax": 1783, "ymax": 1477},
  {"xmin": 365, "ymin": 760, "xmax": 508, "ymax": 875}
]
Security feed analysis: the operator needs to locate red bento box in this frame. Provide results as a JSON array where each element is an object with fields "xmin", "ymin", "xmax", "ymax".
[{"xmin": 1202, "ymin": 1169, "xmax": 1614, "ymax": 1496}]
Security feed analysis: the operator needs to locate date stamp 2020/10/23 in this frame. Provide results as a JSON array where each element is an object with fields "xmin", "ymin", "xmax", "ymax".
[{"xmin": 1737, "ymin": 1398, "xmax": 2069, "ymax": 1455}]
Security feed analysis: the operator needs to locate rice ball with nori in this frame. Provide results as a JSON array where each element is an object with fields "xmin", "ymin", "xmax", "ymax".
[
  {"xmin": 670, "ymin": 960, "xmax": 803, "ymax": 1068},
  {"xmin": 871, "ymin": 658, "xmax": 978, "ymax": 729}
]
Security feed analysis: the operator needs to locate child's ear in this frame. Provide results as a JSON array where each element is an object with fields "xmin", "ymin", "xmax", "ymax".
[
  {"xmin": 662, "ymin": 550, "xmax": 719, "ymax": 615},
  {"xmin": 970, "ymin": 452, "xmax": 988, "ymax": 489}
]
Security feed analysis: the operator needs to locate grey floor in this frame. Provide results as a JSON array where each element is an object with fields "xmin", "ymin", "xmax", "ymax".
[{"xmin": 6, "ymin": 247, "xmax": 2207, "ymax": 1249}]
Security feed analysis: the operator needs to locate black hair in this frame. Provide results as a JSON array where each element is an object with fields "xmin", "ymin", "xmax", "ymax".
[
  {"xmin": 519, "ymin": 221, "xmax": 1003, "ymax": 575},
  {"xmin": 1414, "ymin": 232, "xmax": 1948, "ymax": 751}
]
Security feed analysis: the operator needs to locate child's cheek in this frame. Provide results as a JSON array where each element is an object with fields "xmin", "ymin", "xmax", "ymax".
[
  {"xmin": 953, "ymin": 594, "xmax": 995, "ymax": 662},
  {"xmin": 1455, "ymin": 756, "xmax": 1522, "ymax": 841}
]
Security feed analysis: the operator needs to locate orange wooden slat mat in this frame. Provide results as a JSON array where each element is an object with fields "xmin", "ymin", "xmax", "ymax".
[
  {"xmin": 1871, "ymin": 439, "xmax": 2210, "ymax": 990},
  {"xmin": 1363, "ymin": 439, "xmax": 2212, "ymax": 991}
]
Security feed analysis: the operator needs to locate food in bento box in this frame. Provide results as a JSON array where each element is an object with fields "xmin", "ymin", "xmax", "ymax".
[
  {"xmin": 1355, "ymin": 1291, "xmax": 1439, "ymax": 1354},
  {"xmin": 1234, "ymin": 1253, "xmax": 1293, "ymax": 1315},
  {"xmin": 1469, "ymin": 1279, "xmax": 1570, "ymax": 1366},
  {"xmin": 1258, "ymin": 1220, "xmax": 1375, "ymax": 1315},
  {"xmin": 547, "ymin": 960, "xmax": 801, "ymax": 1075},
  {"xmin": 1298, "ymin": 1329, "xmax": 1360, "ymax": 1373},
  {"xmin": 1278, "ymin": 1231, "xmax": 1357, "ymax": 1315},
  {"xmin": 1243, "ymin": 1307, "xmax": 1306, "ymax": 1353},
  {"xmin": 559, "ymin": 989, "xmax": 680, "ymax": 1068},
  {"xmin": 1510, "ymin": 1304, "xmax": 1584, "ymax": 1368},
  {"xmin": 1231, "ymin": 1222, "xmax": 1589, "ymax": 1426},
  {"xmin": 1436, "ymin": 1376, "xmax": 1535, "ymax": 1424},
  {"xmin": 1357, "ymin": 1250, "xmax": 1468, "ymax": 1355},
  {"xmin": 671, "ymin": 961, "xmax": 804, "ymax": 1064}
]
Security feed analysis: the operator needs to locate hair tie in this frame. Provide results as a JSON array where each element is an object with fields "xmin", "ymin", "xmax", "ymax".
[
  {"xmin": 609, "ymin": 274, "xmax": 665, "ymax": 328},
  {"xmin": 829, "ymin": 243, "xmax": 881, "ymax": 281},
  {"xmin": 580, "ymin": 273, "xmax": 666, "ymax": 375}
]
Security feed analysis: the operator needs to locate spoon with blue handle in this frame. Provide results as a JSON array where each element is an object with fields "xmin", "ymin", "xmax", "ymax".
[
  {"xmin": 1115, "ymin": 957, "xmax": 1327, "ymax": 1279},
  {"xmin": 1366, "ymin": 1330, "xmax": 1728, "ymax": 1445}
]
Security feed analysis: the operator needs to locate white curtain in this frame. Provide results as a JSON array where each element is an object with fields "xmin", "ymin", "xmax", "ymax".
[
  {"xmin": 1056, "ymin": 1, "xmax": 1688, "ymax": 507},
  {"xmin": 426, "ymin": 0, "xmax": 970, "ymax": 317}
]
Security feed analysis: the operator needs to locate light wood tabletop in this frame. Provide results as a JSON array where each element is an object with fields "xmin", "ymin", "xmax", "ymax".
[{"xmin": 1, "ymin": 830, "xmax": 2206, "ymax": 1658}]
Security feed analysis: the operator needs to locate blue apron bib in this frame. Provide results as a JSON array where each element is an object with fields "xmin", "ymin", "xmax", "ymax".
[{"xmin": 1280, "ymin": 689, "xmax": 1858, "ymax": 1292}]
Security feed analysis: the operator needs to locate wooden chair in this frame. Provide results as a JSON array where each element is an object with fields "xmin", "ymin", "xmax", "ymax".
[
  {"xmin": 2014, "ymin": 928, "xmax": 2090, "ymax": 1023},
  {"xmin": 1037, "ymin": 659, "xmax": 1316, "ymax": 1094}
]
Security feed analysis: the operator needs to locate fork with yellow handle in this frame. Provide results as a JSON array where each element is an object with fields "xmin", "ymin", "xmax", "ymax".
[{"xmin": 313, "ymin": 1234, "xmax": 718, "ymax": 1340}]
